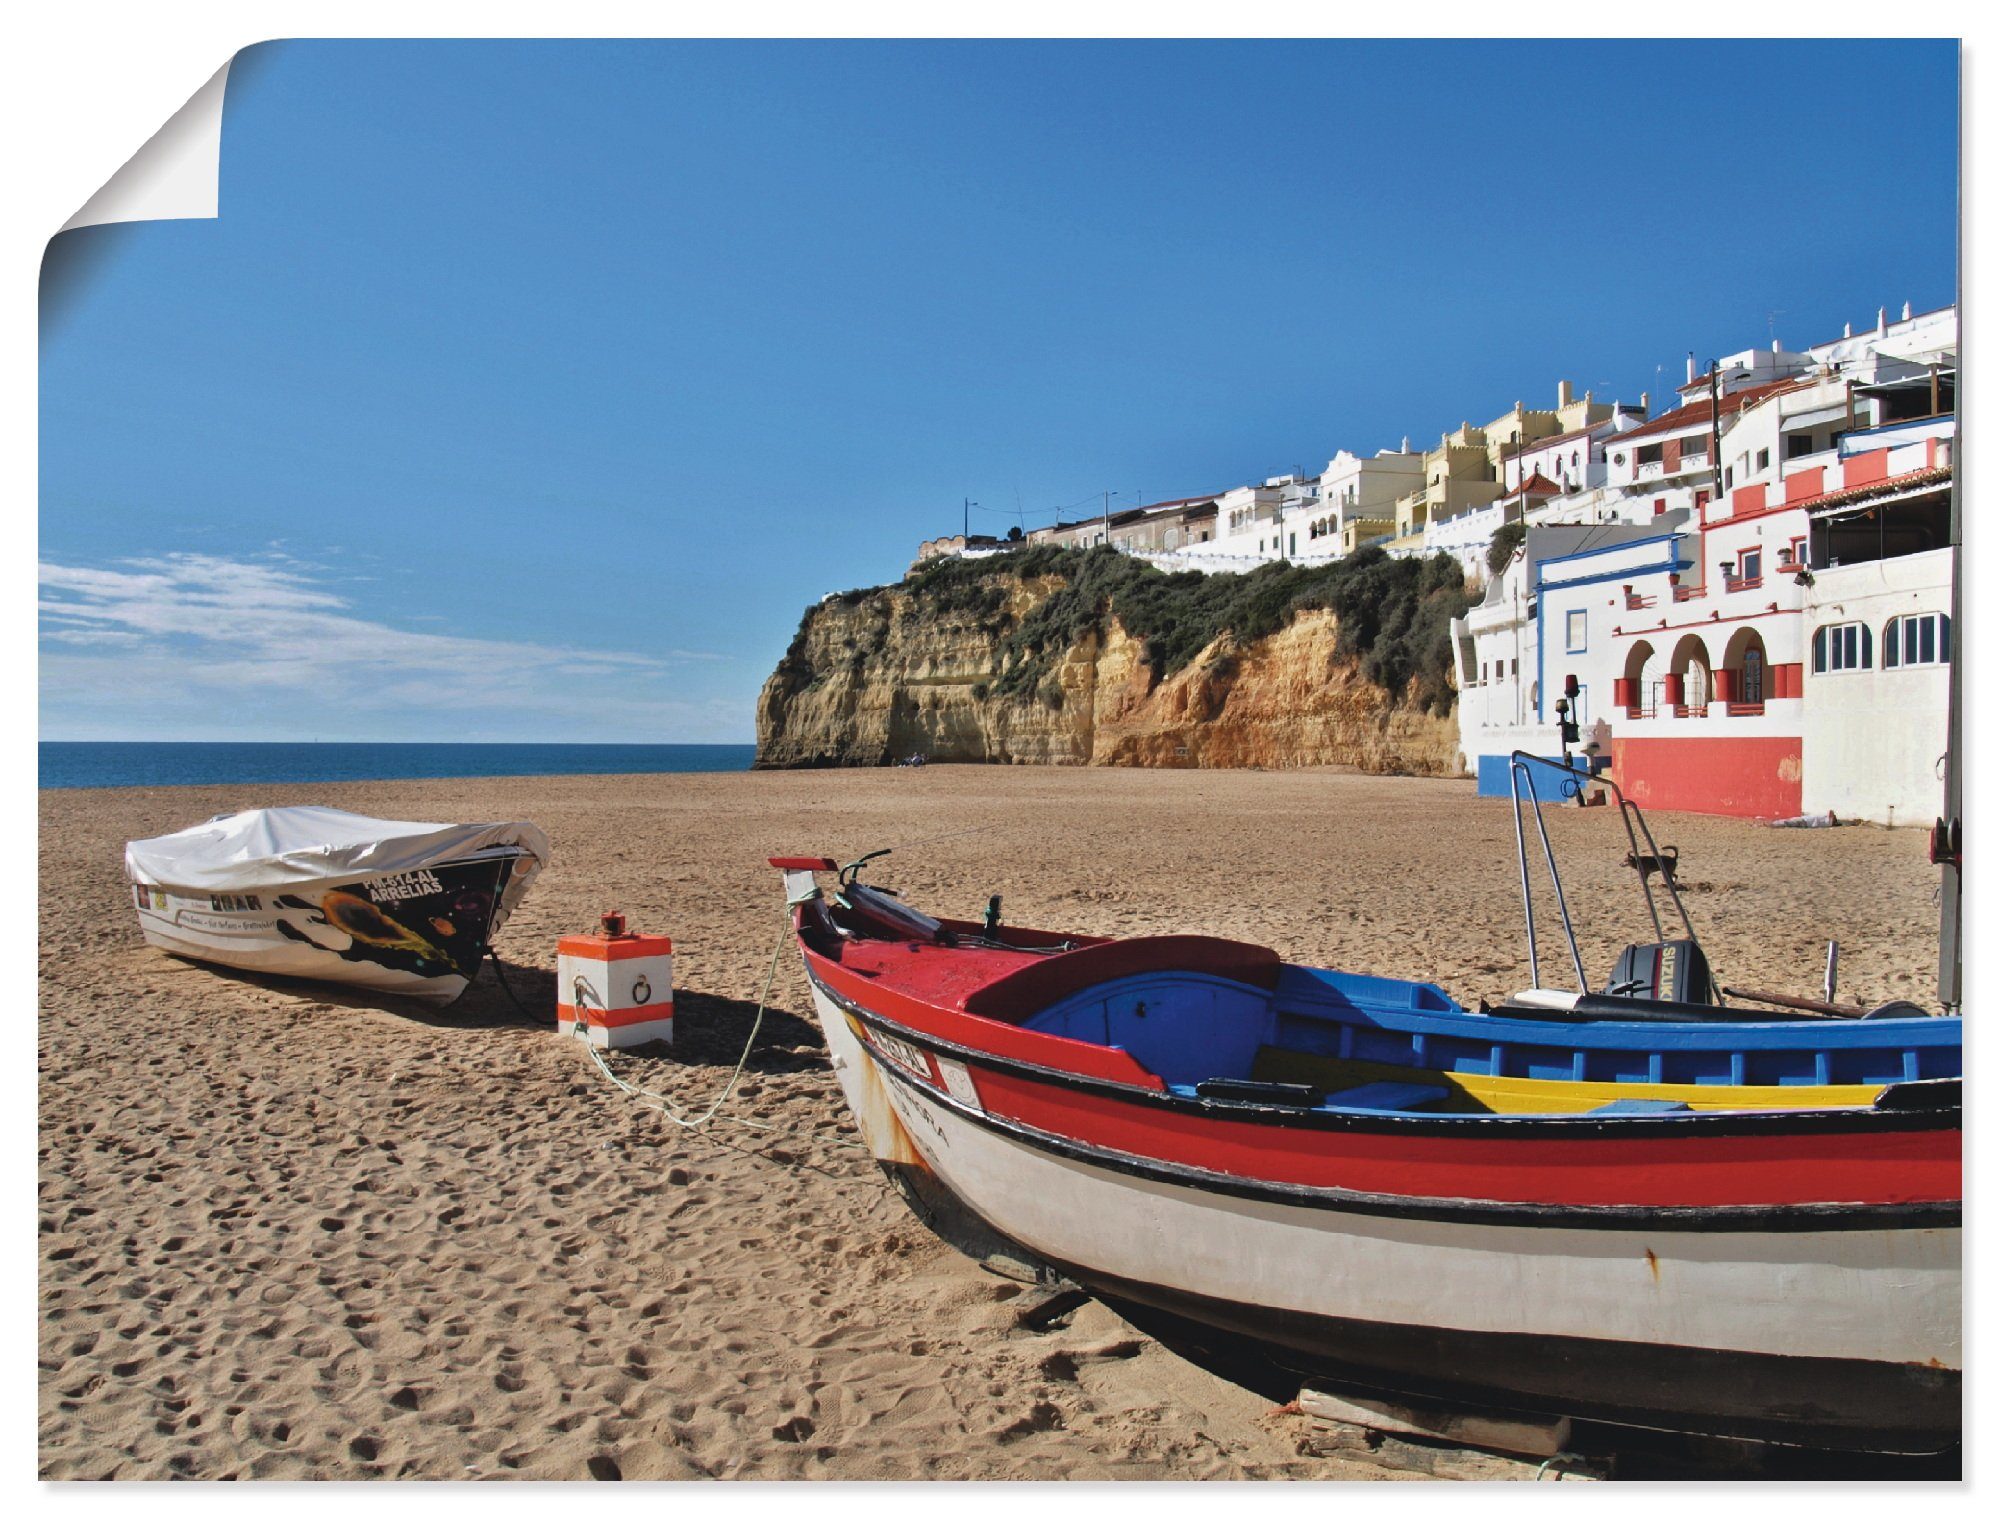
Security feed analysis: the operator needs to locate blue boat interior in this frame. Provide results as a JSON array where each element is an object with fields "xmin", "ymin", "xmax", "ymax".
[{"xmin": 1012, "ymin": 963, "xmax": 1960, "ymax": 1113}]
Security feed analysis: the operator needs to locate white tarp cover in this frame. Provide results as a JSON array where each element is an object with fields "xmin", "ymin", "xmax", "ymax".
[{"xmin": 126, "ymin": 806, "xmax": 551, "ymax": 924}]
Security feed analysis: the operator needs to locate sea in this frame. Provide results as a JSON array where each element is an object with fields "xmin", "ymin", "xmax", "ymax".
[{"xmin": 38, "ymin": 742, "xmax": 758, "ymax": 791}]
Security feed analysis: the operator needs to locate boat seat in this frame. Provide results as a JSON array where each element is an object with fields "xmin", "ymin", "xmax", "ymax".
[
  {"xmin": 1250, "ymin": 1046, "xmax": 1490, "ymax": 1113},
  {"xmin": 959, "ymin": 935, "xmax": 1281, "ymax": 1023},
  {"xmin": 1324, "ymin": 1081, "xmax": 1455, "ymax": 1113},
  {"xmin": 1588, "ymin": 1098, "xmax": 1694, "ymax": 1115}
]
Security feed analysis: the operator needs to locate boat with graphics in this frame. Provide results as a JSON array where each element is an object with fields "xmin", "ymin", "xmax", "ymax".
[{"xmin": 126, "ymin": 806, "xmax": 549, "ymax": 1005}]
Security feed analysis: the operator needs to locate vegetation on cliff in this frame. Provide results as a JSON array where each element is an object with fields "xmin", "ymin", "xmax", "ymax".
[
  {"xmin": 813, "ymin": 544, "xmax": 1475, "ymax": 715},
  {"xmin": 1486, "ymin": 520, "xmax": 1526, "ymax": 576},
  {"xmin": 758, "ymin": 545, "xmax": 1476, "ymax": 770}
]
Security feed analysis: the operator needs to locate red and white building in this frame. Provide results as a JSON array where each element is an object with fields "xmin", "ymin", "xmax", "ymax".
[{"xmin": 1453, "ymin": 306, "xmax": 1955, "ymax": 822}]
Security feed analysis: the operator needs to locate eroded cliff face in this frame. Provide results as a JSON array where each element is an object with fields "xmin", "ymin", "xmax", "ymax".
[{"xmin": 755, "ymin": 572, "xmax": 1463, "ymax": 774}]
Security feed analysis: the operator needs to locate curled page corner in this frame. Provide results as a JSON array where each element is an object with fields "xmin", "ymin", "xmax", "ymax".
[{"xmin": 60, "ymin": 56, "xmax": 233, "ymax": 233}]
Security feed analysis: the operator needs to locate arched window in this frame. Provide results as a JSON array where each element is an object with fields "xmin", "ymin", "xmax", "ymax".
[
  {"xmin": 1812, "ymin": 622, "xmax": 1873, "ymax": 673},
  {"xmin": 1884, "ymin": 613, "xmax": 1951, "ymax": 668}
]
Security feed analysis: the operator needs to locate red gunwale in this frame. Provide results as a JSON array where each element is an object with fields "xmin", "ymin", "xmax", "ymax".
[
  {"xmin": 807, "ymin": 943, "xmax": 1166, "ymax": 1089},
  {"xmin": 969, "ymin": 1063, "xmax": 1959, "ymax": 1210},
  {"xmin": 784, "ymin": 870, "xmax": 1961, "ymax": 1213},
  {"xmin": 799, "ymin": 927, "xmax": 1959, "ymax": 1213}
]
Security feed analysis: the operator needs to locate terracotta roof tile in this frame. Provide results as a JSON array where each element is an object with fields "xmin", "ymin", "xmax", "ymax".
[{"xmin": 1612, "ymin": 377, "xmax": 1809, "ymax": 446}]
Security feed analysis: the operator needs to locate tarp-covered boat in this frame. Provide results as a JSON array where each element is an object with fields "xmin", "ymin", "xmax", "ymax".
[
  {"xmin": 770, "ymin": 854, "xmax": 1961, "ymax": 1451},
  {"xmin": 127, "ymin": 807, "xmax": 549, "ymax": 1004}
]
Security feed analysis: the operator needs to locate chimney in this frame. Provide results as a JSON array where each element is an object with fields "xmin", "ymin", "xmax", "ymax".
[
  {"xmin": 1878, "ymin": 307, "xmax": 1888, "ymax": 334},
  {"xmin": 1844, "ymin": 321, "xmax": 1853, "ymax": 338},
  {"xmin": 1685, "ymin": 353, "xmax": 1697, "ymax": 384},
  {"xmin": 1771, "ymin": 339, "xmax": 1781, "ymax": 353},
  {"xmin": 1400, "ymin": 435, "xmax": 1410, "ymax": 453},
  {"xmin": 1902, "ymin": 300, "xmax": 1912, "ymax": 321},
  {"xmin": 1640, "ymin": 390, "xmax": 1650, "ymax": 413},
  {"xmin": 1557, "ymin": 379, "xmax": 1574, "ymax": 407}
]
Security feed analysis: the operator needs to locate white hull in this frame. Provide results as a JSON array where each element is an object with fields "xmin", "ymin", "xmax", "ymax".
[
  {"xmin": 136, "ymin": 913, "xmax": 471, "ymax": 1003},
  {"xmin": 131, "ymin": 851, "xmax": 527, "ymax": 1006},
  {"xmin": 806, "ymin": 980, "xmax": 1960, "ymax": 1442}
]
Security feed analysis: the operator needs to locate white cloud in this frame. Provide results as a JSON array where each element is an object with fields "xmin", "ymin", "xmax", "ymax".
[{"xmin": 38, "ymin": 552, "xmax": 740, "ymax": 740}]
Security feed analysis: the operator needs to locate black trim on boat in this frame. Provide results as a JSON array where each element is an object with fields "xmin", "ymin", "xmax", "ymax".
[
  {"xmin": 805, "ymin": 963, "xmax": 1961, "ymax": 1144},
  {"xmin": 819, "ymin": 980, "xmax": 1958, "ymax": 1234}
]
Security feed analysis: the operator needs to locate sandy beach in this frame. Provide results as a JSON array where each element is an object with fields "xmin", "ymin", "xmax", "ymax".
[{"xmin": 38, "ymin": 766, "xmax": 1950, "ymax": 1480}]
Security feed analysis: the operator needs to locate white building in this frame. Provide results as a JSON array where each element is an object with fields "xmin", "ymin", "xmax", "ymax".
[
  {"xmin": 1292, "ymin": 447, "xmax": 1422, "ymax": 552},
  {"xmin": 1800, "ymin": 549, "xmax": 1954, "ymax": 826},
  {"xmin": 1209, "ymin": 475, "xmax": 1320, "ymax": 560}
]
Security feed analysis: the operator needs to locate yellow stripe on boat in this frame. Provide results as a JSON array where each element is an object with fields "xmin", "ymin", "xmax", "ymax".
[{"xmin": 1249, "ymin": 1048, "xmax": 1883, "ymax": 1115}]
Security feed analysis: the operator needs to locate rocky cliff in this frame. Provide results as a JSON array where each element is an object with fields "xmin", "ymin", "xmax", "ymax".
[{"xmin": 755, "ymin": 548, "xmax": 1468, "ymax": 773}]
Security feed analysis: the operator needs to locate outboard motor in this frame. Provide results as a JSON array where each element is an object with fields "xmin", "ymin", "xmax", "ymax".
[{"xmin": 1603, "ymin": 939, "xmax": 1718, "ymax": 1006}]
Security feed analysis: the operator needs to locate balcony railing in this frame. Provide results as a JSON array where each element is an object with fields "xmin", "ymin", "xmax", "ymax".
[
  {"xmin": 1671, "ymin": 583, "xmax": 1707, "ymax": 602},
  {"xmin": 1722, "ymin": 574, "xmax": 1764, "ymax": 593}
]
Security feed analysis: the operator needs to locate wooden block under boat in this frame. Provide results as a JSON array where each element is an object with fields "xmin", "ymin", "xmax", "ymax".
[{"xmin": 1298, "ymin": 1384, "xmax": 1575, "ymax": 1463}]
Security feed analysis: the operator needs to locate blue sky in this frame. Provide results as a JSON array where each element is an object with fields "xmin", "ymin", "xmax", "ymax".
[{"xmin": 39, "ymin": 38, "xmax": 1959, "ymax": 743}]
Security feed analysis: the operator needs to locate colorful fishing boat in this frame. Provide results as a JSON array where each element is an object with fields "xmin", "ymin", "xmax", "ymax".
[
  {"xmin": 769, "ymin": 854, "xmax": 1961, "ymax": 1451},
  {"xmin": 127, "ymin": 807, "xmax": 550, "ymax": 1005}
]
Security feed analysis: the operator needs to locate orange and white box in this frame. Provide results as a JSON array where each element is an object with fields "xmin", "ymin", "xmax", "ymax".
[{"xmin": 557, "ymin": 929, "xmax": 674, "ymax": 1048}]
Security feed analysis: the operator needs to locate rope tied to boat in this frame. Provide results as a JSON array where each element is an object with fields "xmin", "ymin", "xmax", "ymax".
[
  {"xmin": 569, "ymin": 911, "xmax": 788, "ymax": 1135},
  {"xmin": 569, "ymin": 908, "xmax": 869, "ymax": 1154}
]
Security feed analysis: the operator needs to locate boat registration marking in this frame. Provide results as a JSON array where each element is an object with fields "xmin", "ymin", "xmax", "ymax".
[
  {"xmin": 934, "ymin": 1057, "xmax": 982, "ymax": 1111},
  {"xmin": 869, "ymin": 1028, "xmax": 934, "ymax": 1083},
  {"xmin": 174, "ymin": 910, "xmax": 279, "ymax": 934}
]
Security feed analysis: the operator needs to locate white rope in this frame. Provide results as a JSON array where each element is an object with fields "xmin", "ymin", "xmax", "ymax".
[{"xmin": 575, "ymin": 908, "xmax": 868, "ymax": 1153}]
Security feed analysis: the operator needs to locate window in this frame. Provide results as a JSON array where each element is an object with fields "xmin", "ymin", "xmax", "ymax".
[
  {"xmin": 1812, "ymin": 622, "xmax": 1873, "ymax": 673},
  {"xmin": 1739, "ymin": 549, "xmax": 1761, "ymax": 581},
  {"xmin": 1786, "ymin": 435, "xmax": 1813, "ymax": 460},
  {"xmin": 1741, "ymin": 647, "xmax": 1765, "ymax": 703},
  {"xmin": 1565, "ymin": 609, "xmax": 1587, "ymax": 653},
  {"xmin": 1755, "ymin": 448, "xmax": 1770, "ymax": 472},
  {"xmin": 1884, "ymin": 613, "xmax": 1950, "ymax": 669}
]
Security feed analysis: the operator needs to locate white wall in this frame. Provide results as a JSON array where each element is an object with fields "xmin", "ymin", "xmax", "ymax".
[{"xmin": 1800, "ymin": 549, "xmax": 1953, "ymax": 825}]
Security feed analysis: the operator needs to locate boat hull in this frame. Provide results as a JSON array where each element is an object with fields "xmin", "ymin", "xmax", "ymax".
[
  {"xmin": 131, "ymin": 851, "xmax": 527, "ymax": 1005},
  {"xmin": 804, "ymin": 976, "xmax": 1961, "ymax": 1450}
]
